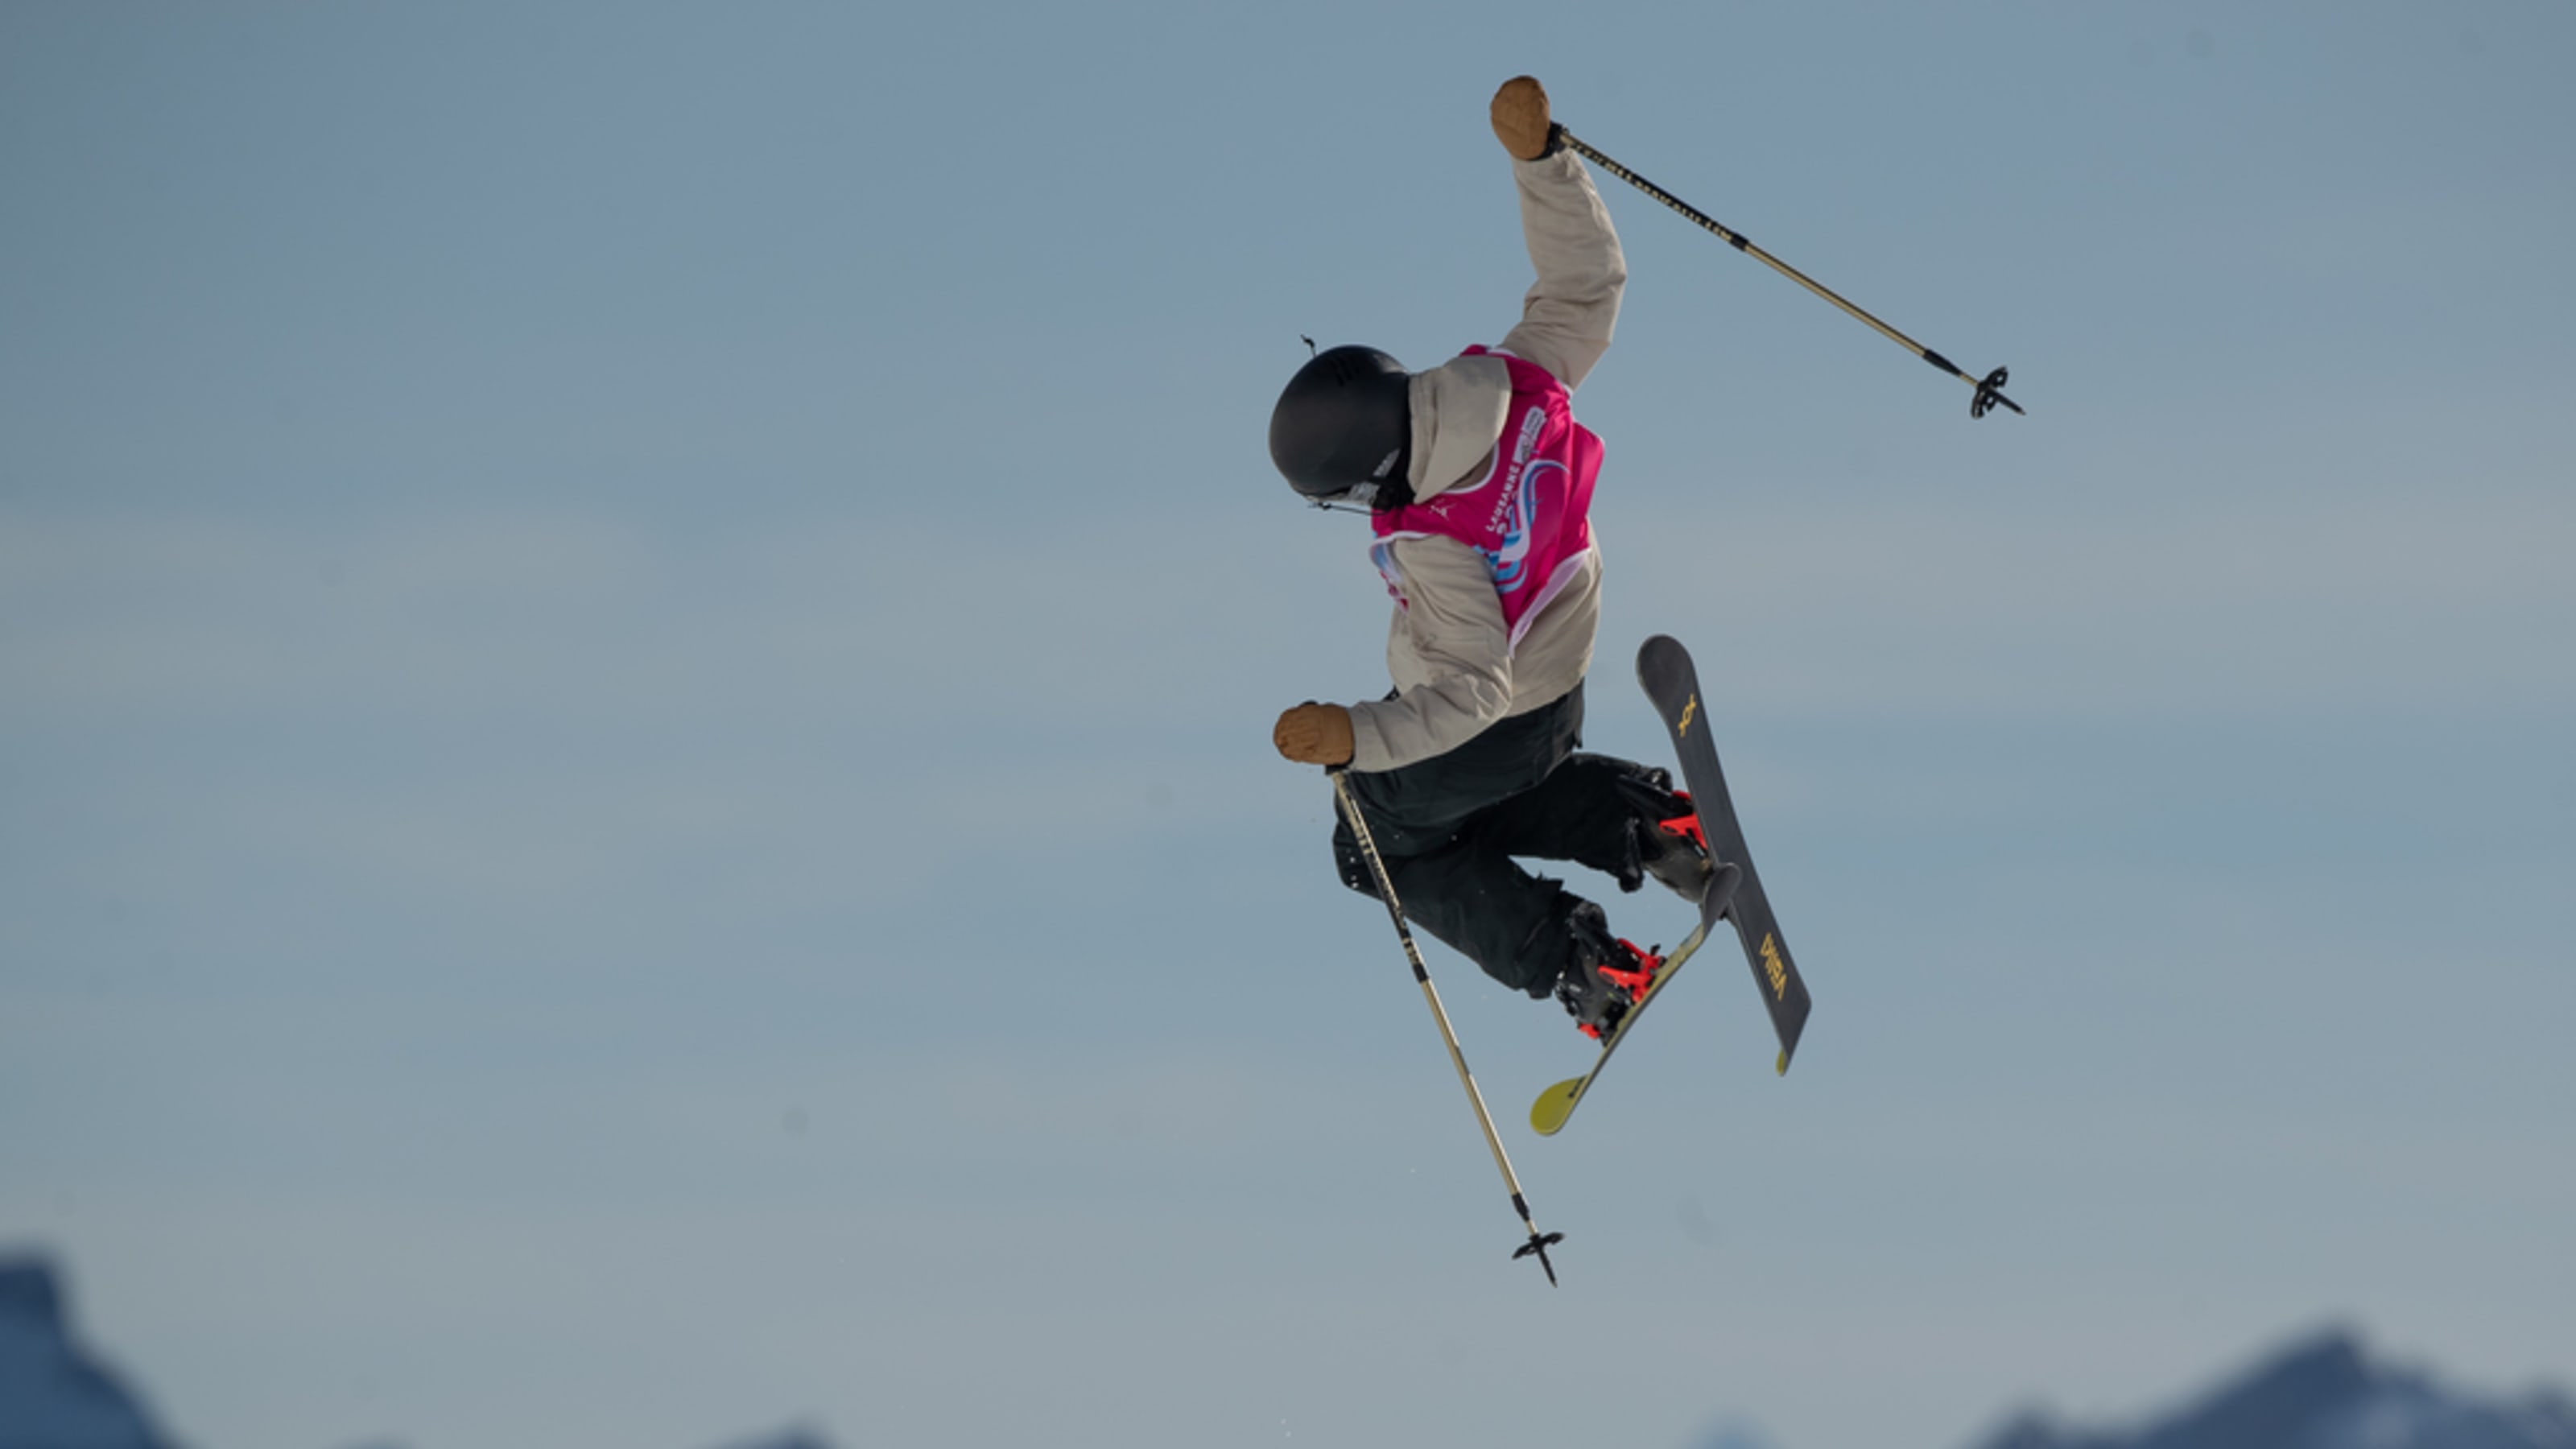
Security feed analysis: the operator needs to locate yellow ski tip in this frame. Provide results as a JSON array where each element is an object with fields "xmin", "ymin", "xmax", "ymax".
[
  {"xmin": 1776, "ymin": 1050, "xmax": 1789, "ymax": 1076},
  {"xmin": 1528, "ymin": 1077, "xmax": 1584, "ymax": 1137}
]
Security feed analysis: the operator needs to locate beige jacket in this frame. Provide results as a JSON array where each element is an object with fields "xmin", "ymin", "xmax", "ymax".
[{"xmin": 1344, "ymin": 147, "xmax": 1627, "ymax": 773}]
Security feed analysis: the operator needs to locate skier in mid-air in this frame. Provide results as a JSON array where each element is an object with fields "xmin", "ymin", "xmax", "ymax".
[{"xmin": 1269, "ymin": 76, "xmax": 1727, "ymax": 1040}]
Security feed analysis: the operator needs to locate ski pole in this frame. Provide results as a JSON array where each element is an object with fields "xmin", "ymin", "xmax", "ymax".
[
  {"xmin": 1558, "ymin": 128, "xmax": 2026, "ymax": 420},
  {"xmin": 1329, "ymin": 768, "xmax": 1566, "ymax": 1286}
]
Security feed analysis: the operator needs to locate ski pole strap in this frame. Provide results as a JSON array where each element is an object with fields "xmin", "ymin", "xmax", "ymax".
[{"xmin": 1558, "ymin": 129, "xmax": 2025, "ymax": 419}]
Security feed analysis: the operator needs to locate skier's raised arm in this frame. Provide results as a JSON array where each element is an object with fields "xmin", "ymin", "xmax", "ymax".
[{"xmin": 1490, "ymin": 77, "xmax": 1627, "ymax": 392}]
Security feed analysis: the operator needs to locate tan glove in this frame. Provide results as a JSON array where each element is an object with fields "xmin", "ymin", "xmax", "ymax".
[
  {"xmin": 1490, "ymin": 75, "xmax": 1560, "ymax": 161},
  {"xmin": 1274, "ymin": 702, "xmax": 1356, "ymax": 767}
]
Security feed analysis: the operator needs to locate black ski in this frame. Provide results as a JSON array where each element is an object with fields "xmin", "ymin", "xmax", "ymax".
[
  {"xmin": 1528, "ymin": 636, "xmax": 1814, "ymax": 1135},
  {"xmin": 1637, "ymin": 634, "xmax": 1812, "ymax": 1072}
]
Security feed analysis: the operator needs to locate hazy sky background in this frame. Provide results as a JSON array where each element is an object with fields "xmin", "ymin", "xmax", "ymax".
[{"xmin": 3, "ymin": 4, "xmax": 2570, "ymax": 1448}]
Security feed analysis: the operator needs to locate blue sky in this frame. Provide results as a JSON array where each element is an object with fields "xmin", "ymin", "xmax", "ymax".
[{"xmin": 3, "ymin": 4, "xmax": 2570, "ymax": 1447}]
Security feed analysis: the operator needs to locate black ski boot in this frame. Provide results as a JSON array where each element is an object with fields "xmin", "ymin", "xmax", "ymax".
[
  {"xmin": 1554, "ymin": 902, "xmax": 1663, "ymax": 1041},
  {"xmin": 1641, "ymin": 793, "xmax": 1741, "ymax": 910}
]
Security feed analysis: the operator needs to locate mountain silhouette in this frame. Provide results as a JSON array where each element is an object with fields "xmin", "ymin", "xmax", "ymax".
[
  {"xmin": 0, "ymin": 1253, "xmax": 180, "ymax": 1449},
  {"xmin": 11, "ymin": 1249, "xmax": 2570, "ymax": 1449},
  {"xmin": 1967, "ymin": 1327, "xmax": 2576, "ymax": 1449}
]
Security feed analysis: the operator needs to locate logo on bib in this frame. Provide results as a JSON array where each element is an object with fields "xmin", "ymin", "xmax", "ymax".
[{"xmin": 1484, "ymin": 459, "xmax": 1560, "ymax": 594}]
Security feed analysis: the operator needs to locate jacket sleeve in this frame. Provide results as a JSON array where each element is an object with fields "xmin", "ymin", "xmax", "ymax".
[
  {"xmin": 1496, "ymin": 148, "xmax": 1627, "ymax": 392},
  {"xmin": 1344, "ymin": 537, "xmax": 1515, "ymax": 772}
]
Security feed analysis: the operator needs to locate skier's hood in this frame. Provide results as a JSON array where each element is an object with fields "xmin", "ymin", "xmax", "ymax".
[{"xmin": 1403, "ymin": 353, "xmax": 1513, "ymax": 504}]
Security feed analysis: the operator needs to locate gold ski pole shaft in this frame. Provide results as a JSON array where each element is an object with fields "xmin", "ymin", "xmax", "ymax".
[
  {"xmin": 1557, "ymin": 128, "xmax": 2025, "ymax": 420},
  {"xmin": 1329, "ymin": 768, "xmax": 1564, "ymax": 1286}
]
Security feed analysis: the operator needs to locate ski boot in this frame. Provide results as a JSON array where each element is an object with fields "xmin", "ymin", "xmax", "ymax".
[
  {"xmin": 1554, "ymin": 902, "xmax": 1664, "ymax": 1042},
  {"xmin": 1641, "ymin": 793, "xmax": 1741, "ymax": 911}
]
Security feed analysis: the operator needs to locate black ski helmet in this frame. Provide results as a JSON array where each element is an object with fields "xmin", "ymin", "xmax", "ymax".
[{"xmin": 1268, "ymin": 345, "xmax": 1413, "ymax": 506}]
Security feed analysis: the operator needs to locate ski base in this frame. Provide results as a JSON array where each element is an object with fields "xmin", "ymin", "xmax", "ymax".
[{"xmin": 1637, "ymin": 634, "xmax": 1813, "ymax": 1072}]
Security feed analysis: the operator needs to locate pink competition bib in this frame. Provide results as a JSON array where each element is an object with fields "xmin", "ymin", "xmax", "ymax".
[{"xmin": 1371, "ymin": 347, "xmax": 1601, "ymax": 649}]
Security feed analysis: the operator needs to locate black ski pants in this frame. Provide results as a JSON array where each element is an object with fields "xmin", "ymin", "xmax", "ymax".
[{"xmin": 1331, "ymin": 681, "xmax": 1687, "ymax": 998}]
